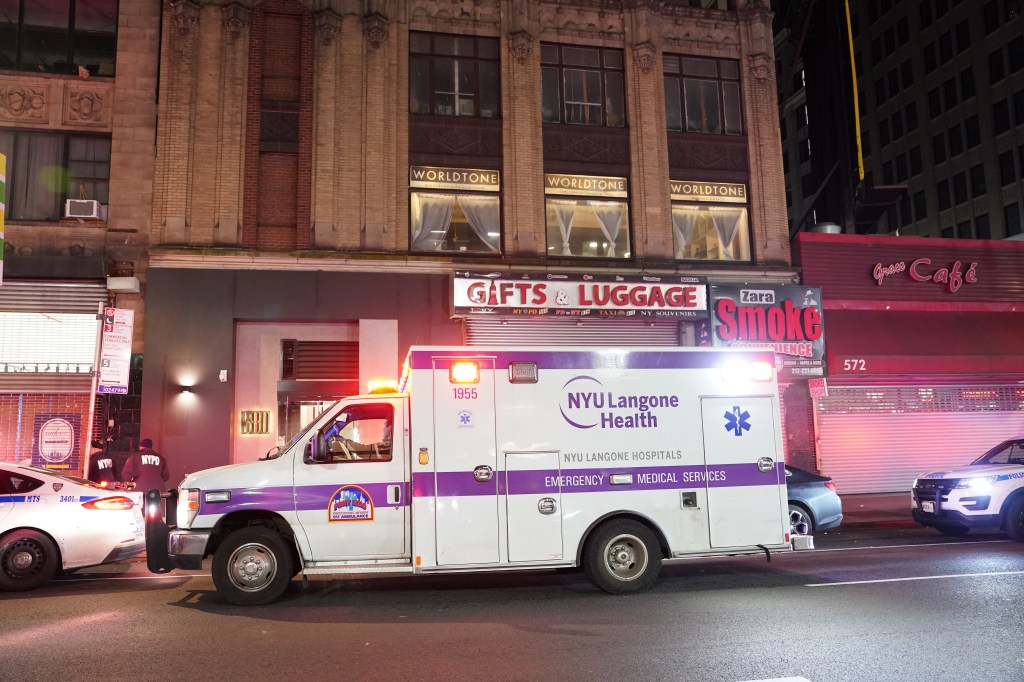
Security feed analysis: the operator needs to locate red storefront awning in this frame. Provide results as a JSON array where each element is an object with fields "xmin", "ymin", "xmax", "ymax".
[{"xmin": 825, "ymin": 309, "xmax": 1024, "ymax": 376}]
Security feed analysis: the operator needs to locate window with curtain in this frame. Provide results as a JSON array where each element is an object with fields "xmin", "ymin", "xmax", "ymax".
[
  {"xmin": 544, "ymin": 198, "xmax": 631, "ymax": 258},
  {"xmin": 664, "ymin": 55, "xmax": 742, "ymax": 135},
  {"xmin": 410, "ymin": 192, "xmax": 501, "ymax": 254},
  {"xmin": 409, "ymin": 32, "xmax": 500, "ymax": 119},
  {"xmin": 671, "ymin": 205, "xmax": 751, "ymax": 261},
  {"xmin": 0, "ymin": 129, "xmax": 111, "ymax": 221},
  {"xmin": 541, "ymin": 43, "xmax": 625, "ymax": 127},
  {"xmin": 0, "ymin": 0, "xmax": 118, "ymax": 76}
]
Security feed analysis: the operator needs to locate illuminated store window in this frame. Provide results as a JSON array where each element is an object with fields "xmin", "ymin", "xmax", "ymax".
[
  {"xmin": 543, "ymin": 174, "xmax": 631, "ymax": 258},
  {"xmin": 409, "ymin": 166, "xmax": 501, "ymax": 254},
  {"xmin": 670, "ymin": 181, "xmax": 751, "ymax": 261}
]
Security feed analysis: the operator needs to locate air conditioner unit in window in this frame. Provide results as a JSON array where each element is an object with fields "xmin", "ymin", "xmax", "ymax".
[{"xmin": 64, "ymin": 199, "xmax": 107, "ymax": 221}]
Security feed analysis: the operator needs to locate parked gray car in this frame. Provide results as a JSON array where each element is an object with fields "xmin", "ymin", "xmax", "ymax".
[{"xmin": 786, "ymin": 465, "xmax": 843, "ymax": 535}]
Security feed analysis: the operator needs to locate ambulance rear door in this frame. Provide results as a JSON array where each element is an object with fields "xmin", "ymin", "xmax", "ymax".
[{"xmin": 701, "ymin": 396, "xmax": 786, "ymax": 548}]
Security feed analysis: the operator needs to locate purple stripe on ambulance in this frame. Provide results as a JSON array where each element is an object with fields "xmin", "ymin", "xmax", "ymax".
[
  {"xmin": 426, "ymin": 462, "xmax": 784, "ymax": 497},
  {"xmin": 406, "ymin": 349, "xmax": 774, "ymax": 371},
  {"xmin": 198, "ymin": 482, "xmax": 409, "ymax": 515}
]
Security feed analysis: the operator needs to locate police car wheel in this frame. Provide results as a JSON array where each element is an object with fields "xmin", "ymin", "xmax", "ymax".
[
  {"xmin": 583, "ymin": 520, "xmax": 661, "ymax": 595},
  {"xmin": 0, "ymin": 530, "xmax": 59, "ymax": 592},
  {"xmin": 212, "ymin": 527, "xmax": 294, "ymax": 606},
  {"xmin": 1005, "ymin": 497, "xmax": 1024, "ymax": 542}
]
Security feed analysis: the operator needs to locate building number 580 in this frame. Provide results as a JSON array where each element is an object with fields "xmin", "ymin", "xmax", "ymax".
[{"xmin": 453, "ymin": 387, "xmax": 478, "ymax": 399}]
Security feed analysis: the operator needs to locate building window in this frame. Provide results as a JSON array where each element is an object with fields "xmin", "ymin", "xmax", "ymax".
[
  {"xmin": 932, "ymin": 133, "xmax": 946, "ymax": 163},
  {"xmin": 905, "ymin": 103, "xmax": 918, "ymax": 132},
  {"xmin": 883, "ymin": 160, "xmax": 894, "ymax": 185},
  {"xmin": 994, "ymin": 99, "xmax": 1011, "ymax": 134},
  {"xmin": 544, "ymin": 174, "xmax": 630, "ymax": 258},
  {"xmin": 1010, "ymin": 36, "xmax": 1024, "ymax": 72},
  {"xmin": 1015, "ymin": 90, "xmax": 1024, "ymax": 126},
  {"xmin": 919, "ymin": 1, "xmax": 933, "ymax": 29},
  {"xmin": 1006, "ymin": 203, "xmax": 1023, "ymax": 237},
  {"xmin": 948, "ymin": 124, "xmax": 963, "ymax": 156},
  {"xmin": 0, "ymin": 0, "xmax": 117, "ymax": 76},
  {"xmin": 953, "ymin": 172, "xmax": 967, "ymax": 204},
  {"xmin": 970, "ymin": 164, "xmax": 986, "ymax": 198},
  {"xmin": 879, "ymin": 119, "xmax": 890, "ymax": 146},
  {"xmin": 960, "ymin": 68, "xmax": 975, "ymax": 100},
  {"xmin": 0, "ymin": 130, "xmax": 110, "ymax": 221},
  {"xmin": 965, "ymin": 115, "xmax": 980, "ymax": 148},
  {"xmin": 923, "ymin": 43, "xmax": 937, "ymax": 74},
  {"xmin": 409, "ymin": 166, "xmax": 501, "ymax": 254},
  {"xmin": 910, "ymin": 146, "xmax": 922, "ymax": 175},
  {"xmin": 544, "ymin": 44, "xmax": 625, "ymax": 127},
  {"xmin": 938, "ymin": 31, "xmax": 953, "ymax": 64},
  {"xmin": 928, "ymin": 87, "xmax": 941, "ymax": 118},
  {"xmin": 938, "ymin": 179, "xmax": 951, "ymax": 211},
  {"xmin": 891, "ymin": 112, "xmax": 904, "ymax": 139},
  {"xmin": 664, "ymin": 55, "xmax": 742, "ymax": 135},
  {"xmin": 954, "ymin": 20, "xmax": 970, "ymax": 53},
  {"xmin": 901, "ymin": 59, "xmax": 914, "ymax": 87},
  {"xmin": 671, "ymin": 181, "xmax": 750, "ymax": 262},
  {"xmin": 914, "ymin": 190, "xmax": 927, "ymax": 220},
  {"xmin": 942, "ymin": 77, "xmax": 958, "ymax": 110},
  {"xmin": 989, "ymin": 48, "xmax": 1005, "ymax": 84},
  {"xmin": 409, "ymin": 33, "xmax": 500, "ymax": 119},
  {"xmin": 983, "ymin": 1, "xmax": 999, "ymax": 33},
  {"xmin": 976, "ymin": 213, "xmax": 990, "ymax": 239},
  {"xmin": 1000, "ymin": 150, "xmax": 1017, "ymax": 185}
]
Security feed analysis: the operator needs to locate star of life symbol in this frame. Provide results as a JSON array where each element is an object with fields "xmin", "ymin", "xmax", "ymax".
[
  {"xmin": 723, "ymin": 406, "xmax": 751, "ymax": 436},
  {"xmin": 457, "ymin": 410, "xmax": 473, "ymax": 428}
]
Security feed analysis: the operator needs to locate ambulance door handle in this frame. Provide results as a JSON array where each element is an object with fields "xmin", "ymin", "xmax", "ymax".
[
  {"xmin": 473, "ymin": 465, "xmax": 493, "ymax": 482},
  {"xmin": 388, "ymin": 484, "xmax": 401, "ymax": 505}
]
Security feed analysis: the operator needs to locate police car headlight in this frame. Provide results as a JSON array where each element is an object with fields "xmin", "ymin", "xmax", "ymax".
[{"xmin": 954, "ymin": 476, "xmax": 997, "ymax": 494}]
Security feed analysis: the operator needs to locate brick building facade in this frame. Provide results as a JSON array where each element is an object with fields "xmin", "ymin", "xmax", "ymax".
[{"xmin": 141, "ymin": 0, "xmax": 798, "ymax": 483}]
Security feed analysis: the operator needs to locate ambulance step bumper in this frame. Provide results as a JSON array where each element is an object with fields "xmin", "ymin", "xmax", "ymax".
[
  {"xmin": 303, "ymin": 561, "xmax": 415, "ymax": 576},
  {"xmin": 791, "ymin": 535, "xmax": 815, "ymax": 550}
]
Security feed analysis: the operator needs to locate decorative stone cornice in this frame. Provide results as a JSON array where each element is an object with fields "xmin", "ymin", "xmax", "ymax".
[
  {"xmin": 362, "ymin": 12, "xmax": 388, "ymax": 47},
  {"xmin": 222, "ymin": 3, "xmax": 249, "ymax": 43},
  {"xmin": 748, "ymin": 52, "xmax": 772, "ymax": 81},
  {"xmin": 316, "ymin": 9, "xmax": 342, "ymax": 46},
  {"xmin": 632, "ymin": 41, "xmax": 657, "ymax": 74},
  {"xmin": 169, "ymin": 0, "xmax": 202, "ymax": 37},
  {"xmin": 508, "ymin": 30, "xmax": 533, "ymax": 63}
]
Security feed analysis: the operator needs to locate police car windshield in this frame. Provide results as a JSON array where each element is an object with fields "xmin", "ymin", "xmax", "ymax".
[{"xmin": 972, "ymin": 439, "xmax": 1024, "ymax": 465}]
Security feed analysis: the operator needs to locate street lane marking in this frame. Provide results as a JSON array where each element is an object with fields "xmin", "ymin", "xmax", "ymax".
[{"xmin": 807, "ymin": 569, "xmax": 1024, "ymax": 587}]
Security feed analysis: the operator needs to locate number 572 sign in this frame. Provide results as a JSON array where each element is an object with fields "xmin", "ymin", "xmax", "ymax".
[{"xmin": 840, "ymin": 358, "xmax": 867, "ymax": 372}]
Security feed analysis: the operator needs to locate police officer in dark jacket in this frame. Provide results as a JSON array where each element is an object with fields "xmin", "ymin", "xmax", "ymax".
[
  {"xmin": 87, "ymin": 440, "xmax": 117, "ymax": 488},
  {"xmin": 120, "ymin": 438, "xmax": 170, "ymax": 492}
]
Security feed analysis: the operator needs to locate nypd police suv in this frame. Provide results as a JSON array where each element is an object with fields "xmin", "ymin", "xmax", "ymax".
[{"xmin": 912, "ymin": 437, "xmax": 1024, "ymax": 540}]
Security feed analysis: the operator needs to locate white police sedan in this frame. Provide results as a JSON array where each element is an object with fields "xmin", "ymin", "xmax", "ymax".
[{"xmin": 1, "ymin": 462, "xmax": 145, "ymax": 591}]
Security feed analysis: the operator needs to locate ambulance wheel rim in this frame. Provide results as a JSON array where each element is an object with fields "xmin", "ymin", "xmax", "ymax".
[
  {"xmin": 226, "ymin": 542, "xmax": 277, "ymax": 592},
  {"xmin": 603, "ymin": 534, "xmax": 648, "ymax": 581}
]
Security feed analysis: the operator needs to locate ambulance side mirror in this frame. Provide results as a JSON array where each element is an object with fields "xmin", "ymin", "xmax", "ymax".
[{"xmin": 306, "ymin": 432, "xmax": 328, "ymax": 464}]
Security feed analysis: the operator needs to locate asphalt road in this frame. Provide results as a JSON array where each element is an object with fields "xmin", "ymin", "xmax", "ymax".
[{"xmin": 1, "ymin": 526, "xmax": 1022, "ymax": 682}]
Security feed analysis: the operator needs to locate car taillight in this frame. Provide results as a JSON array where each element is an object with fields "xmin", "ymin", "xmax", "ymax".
[
  {"xmin": 82, "ymin": 496, "xmax": 135, "ymax": 511},
  {"xmin": 824, "ymin": 481, "xmax": 837, "ymax": 492}
]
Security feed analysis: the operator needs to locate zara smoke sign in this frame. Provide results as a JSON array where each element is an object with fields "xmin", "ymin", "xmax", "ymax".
[{"xmin": 709, "ymin": 284, "xmax": 826, "ymax": 378}]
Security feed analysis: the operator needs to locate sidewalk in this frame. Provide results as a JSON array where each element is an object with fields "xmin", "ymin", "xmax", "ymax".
[{"xmin": 839, "ymin": 491, "xmax": 916, "ymax": 528}]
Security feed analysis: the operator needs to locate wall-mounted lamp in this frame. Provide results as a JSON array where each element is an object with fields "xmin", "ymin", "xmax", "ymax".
[{"xmin": 179, "ymin": 385, "xmax": 193, "ymax": 393}]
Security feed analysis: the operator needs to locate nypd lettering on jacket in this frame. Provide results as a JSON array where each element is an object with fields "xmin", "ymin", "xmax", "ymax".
[{"xmin": 561, "ymin": 376, "xmax": 679, "ymax": 429}]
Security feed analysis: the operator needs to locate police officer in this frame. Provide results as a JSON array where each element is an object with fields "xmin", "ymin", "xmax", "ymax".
[
  {"xmin": 87, "ymin": 440, "xmax": 117, "ymax": 488},
  {"xmin": 120, "ymin": 438, "xmax": 170, "ymax": 493}
]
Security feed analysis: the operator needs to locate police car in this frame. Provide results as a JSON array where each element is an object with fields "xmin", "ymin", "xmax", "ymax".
[
  {"xmin": 1, "ymin": 462, "xmax": 145, "ymax": 591},
  {"xmin": 912, "ymin": 437, "xmax": 1024, "ymax": 541}
]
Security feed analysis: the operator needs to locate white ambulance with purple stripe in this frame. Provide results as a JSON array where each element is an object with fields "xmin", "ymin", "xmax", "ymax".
[{"xmin": 146, "ymin": 346, "xmax": 808, "ymax": 605}]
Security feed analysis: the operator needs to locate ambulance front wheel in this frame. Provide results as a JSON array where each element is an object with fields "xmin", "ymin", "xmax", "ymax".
[
  {"xmin": 583, "ymin": 520, "xmax": 662, "ymax": 594},
  {"xmin": 212, "ymin": 527, "xmax": 294, "ymax": 606}
]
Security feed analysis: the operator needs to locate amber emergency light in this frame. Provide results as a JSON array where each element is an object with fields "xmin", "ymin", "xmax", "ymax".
[{"xmin": 449, "ymin": 361, "xmax": 480, "ymax": 384}]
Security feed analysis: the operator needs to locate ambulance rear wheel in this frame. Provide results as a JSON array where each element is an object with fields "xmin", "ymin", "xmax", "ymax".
[
  {"xmin": 212, "ymin": 527, "xmax": 294, "ymax": 606},
  {"xmin": 584, "ymin": 520, "xmax": 661, "ymax": 594}
]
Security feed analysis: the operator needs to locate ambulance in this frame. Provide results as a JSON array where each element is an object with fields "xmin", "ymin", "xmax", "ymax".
[{"xmin": 145, "ymin": 346, "xmax": 808, "ymax": 605}]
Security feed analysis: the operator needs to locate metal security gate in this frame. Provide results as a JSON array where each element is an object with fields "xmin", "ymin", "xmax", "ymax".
[
  {"xmin": 816, "ymin": 383, "xmax": 1024, "ymax": 494},
  {"xmin": 463, "ymin": 317, "xmax": 683, "ymax": 346}
]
